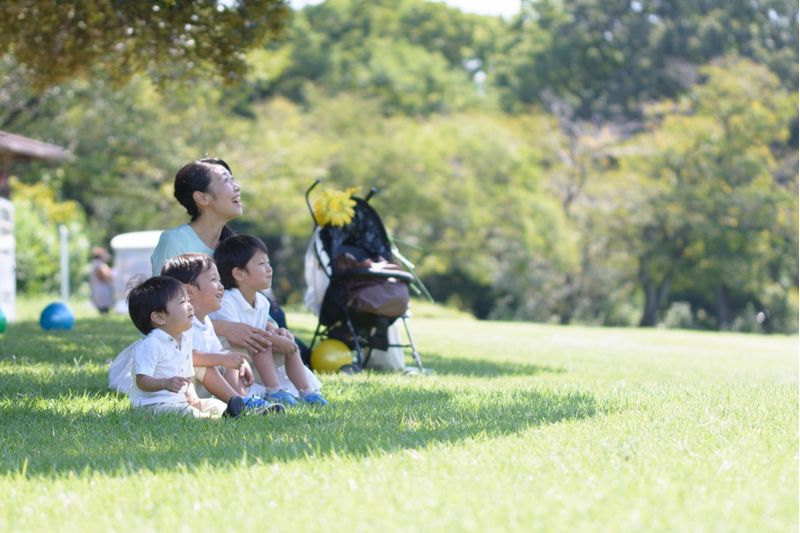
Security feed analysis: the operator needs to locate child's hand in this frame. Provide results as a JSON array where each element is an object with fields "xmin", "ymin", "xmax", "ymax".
[
  {"xmin": 239, "ymin": 360, "xmax": 254, "ymax": 387},
  {"xmin": 262, "ymin": 331, "xmax": 296, "ymax": 355},
  {"xmin": 164, "ymin": 376, "xmax": 191, "ymax": 393},
  {"xmin": 222, "ymin": 322, "xmax": 274, "ymax": 353},
  {"xmin": 225, "ymin": 352, "xmax": 249, "ymax": 370},
  {"xmin": 276, "ymin": 327, "xmax": 294, "ymax": 342}
]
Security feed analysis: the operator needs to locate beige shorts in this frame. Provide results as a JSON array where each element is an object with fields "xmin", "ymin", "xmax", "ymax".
[
  {"xmin": 137, "ymin": 398, "xmax": 227, "ymax": 419},
  {"xmin": 193, "ymin": 365, "xmax": 226, "ymax": 385}
]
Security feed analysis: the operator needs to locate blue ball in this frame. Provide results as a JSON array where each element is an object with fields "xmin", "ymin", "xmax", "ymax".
[{"xmin": 40, "ymin": 302, "xmax": 75, "ymax": 331}]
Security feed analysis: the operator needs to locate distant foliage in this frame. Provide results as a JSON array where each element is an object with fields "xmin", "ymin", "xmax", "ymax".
[
  {"xmin": 0, "ymin": 0, "xmax": 290, "ymax": 89},
  {"xmin": 1, "ymin": 0, "xmax": 796, "ymax": 332},
  {"xmin": 11, "ymin": 179, "xmax": 90, "ymax": 295}
]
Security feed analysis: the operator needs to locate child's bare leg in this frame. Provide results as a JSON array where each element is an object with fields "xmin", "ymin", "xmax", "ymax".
[
  {"xmin": 202, "ymin": 368, "xmax": 239, "ymax": 402},
  {"xmin": 251, "ymin": 349, "xmax": 281, "ymax": 389},
  {"xmin": 223, "ymin": 369, "xmax": 248, "ymax": 396},
  {"xmin": 285, "ymin": 346, "xmax": 311, "ymax": 391}
]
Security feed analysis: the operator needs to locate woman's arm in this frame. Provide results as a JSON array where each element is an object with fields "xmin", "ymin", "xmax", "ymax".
[
  {"xmin": 192, "ymin": 350, "xmax": 249, "ymax": 369},
  {"xmin": 211, "ymin": 319, "xmax": 273, "ymax": 353}
]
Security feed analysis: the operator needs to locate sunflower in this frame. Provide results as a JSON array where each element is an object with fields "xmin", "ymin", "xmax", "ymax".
[{"xmin": 313, "ymin": 186, "xmax": 360, "ymax": 227}]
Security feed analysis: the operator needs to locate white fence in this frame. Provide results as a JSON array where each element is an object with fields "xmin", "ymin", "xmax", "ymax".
[
  {"xmin": 0, "ymin": 198, "xmax": 15, "ymax": 322},
  {"xmin": 110, "ymin": 230, "xmax": 163, "ymax": 314}
]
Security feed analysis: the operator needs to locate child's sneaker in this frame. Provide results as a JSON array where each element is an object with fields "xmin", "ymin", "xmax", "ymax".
[
  {"xmin": 223, "ymin": 396, "xmax": 245, "ymax": 419},
  {"xmin": 264, "ymin": 389, "xmax": 300, "ymax": 407},
  {"xmin": 243, "ymin": 394, "xmax": 285, "ymax": 414},
  {"xmin": 301, "ymin": 391, "xmax": 329, "ymax": 406}
]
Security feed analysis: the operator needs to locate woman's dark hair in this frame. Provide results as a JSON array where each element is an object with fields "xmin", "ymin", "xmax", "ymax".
[
  {"xmin": 173, "ymin": 158, "xmax": 235, "ymax": 236},
  {"xmin": 213, "ymin": 235, "xmax": 269, "ymax": 290},
  {"xmin": 127, "ymin": 276, "xmax": 185, "ymax": 335},
  {"xmin": 161, "ymin": 253, "xmax": 215, "ymax": 286}
]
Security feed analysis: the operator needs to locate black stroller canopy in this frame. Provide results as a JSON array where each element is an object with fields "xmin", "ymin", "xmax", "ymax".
[{"xmin": 319, "ymin": 198, "xmax": 393, "ymax": 269}]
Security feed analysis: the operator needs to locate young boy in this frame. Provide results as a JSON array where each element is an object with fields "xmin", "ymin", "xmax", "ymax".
[
  {"xmin": 126, "ymin": 276, "xmax": 243, "ymax": 418},
  {"xmin": 160, "ymin": 253, "xmax": 283, "ymax": 414},
  {"xmin": 211, "ymin": 235, "xmax": 328, "ymax": 406}
]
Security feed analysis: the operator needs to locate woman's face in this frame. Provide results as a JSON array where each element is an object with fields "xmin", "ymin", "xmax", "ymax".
[{"xmin": 202, "ymin": 165, "xmax": 243, "ymax": 220}]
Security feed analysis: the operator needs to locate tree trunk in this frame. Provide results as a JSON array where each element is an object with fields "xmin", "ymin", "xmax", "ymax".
[
  {"xmin": 638, "ymin": 261, "xmax": 672, "ymax": 327},
  {"xmin": 716, "ymin": 283, "xmax": 732, "ymax": 330}
]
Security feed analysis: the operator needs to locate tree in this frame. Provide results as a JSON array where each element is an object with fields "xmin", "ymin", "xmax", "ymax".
[
  {"xmin": 253, "ymin": 0, "xmax": 504, "ymax": 115},
  {"xmin": 0, "ymin": 0, "xmax": 290, "ymax": 89},
  {"xmin": 615, "ymin": 56, "xmax": 796, "ymax": 329},
  {"xmin": 493, "ymin": 0, "xmax": 798, "ymax": 120}
]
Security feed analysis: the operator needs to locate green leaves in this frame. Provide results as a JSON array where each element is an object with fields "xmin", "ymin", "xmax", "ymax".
[{"xmin": 0, "ymin": 0, "xmax": 290, "ymax": 89}]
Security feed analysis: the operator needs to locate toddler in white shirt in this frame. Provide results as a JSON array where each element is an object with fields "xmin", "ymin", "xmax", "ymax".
[{"xmin": 127, "ymin": 276, "xmax": 242, "ymax": 418}]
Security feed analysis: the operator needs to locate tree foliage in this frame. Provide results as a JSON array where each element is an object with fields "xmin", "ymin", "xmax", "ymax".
[
  {"xmin": 10, "ymin": 178, "xmax": 90, "ymax": 295},
  {"xmin": 3, "ymin": 0, "xmax": 797, "ymax": 332},
  {"xmin": 0, "ymin": 0, "xmax": 290, "ymax": 89},
  {"xmin": 493, "ymin": 0, "xmax": 798, "ymax": 120}
]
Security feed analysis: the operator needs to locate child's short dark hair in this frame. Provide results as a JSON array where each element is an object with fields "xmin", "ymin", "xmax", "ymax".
[
  {"xmin": 213, "ymin": 235, "xmax": 269, "ymax": 290},
  {"xmin": 127, "ymin": 276, "xmax": 185, "ymax": 335},
  {"xmin": 161, "ymin": 253, "xmax": 215, "ymax": 286}
]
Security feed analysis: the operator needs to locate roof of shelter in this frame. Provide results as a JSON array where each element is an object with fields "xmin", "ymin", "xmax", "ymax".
[{"xmin": 0, "ymin": 130, "xmax": 70, "ymax": 162}]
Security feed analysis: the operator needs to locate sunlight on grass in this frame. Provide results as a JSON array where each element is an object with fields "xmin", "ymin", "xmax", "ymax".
[{"xmin": 1, "ymin": 300, "xmax": 797, "ymax": 531}]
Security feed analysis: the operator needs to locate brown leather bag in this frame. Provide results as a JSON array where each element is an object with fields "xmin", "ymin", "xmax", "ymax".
[{"xmin": 346, "ymin": 276, "xmax": 409, "ymax": 317}]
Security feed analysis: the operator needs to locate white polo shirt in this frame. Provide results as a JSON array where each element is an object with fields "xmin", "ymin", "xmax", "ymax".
[
  {"xmin": 209, "ymin": 288, "xmax": 274, "ymax": 330},
  {"xmin": 129, "ymin": 328, "xmax": 194, "ymax": 407},
  {"xmin": 192, "ymin": 315, "xmax": 224, "ymax": 353}
]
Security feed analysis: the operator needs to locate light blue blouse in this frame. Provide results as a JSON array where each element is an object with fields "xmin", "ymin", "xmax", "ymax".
[{"xmin": 150, "ymin": 224, "xmax": 214, "ymax": 275}]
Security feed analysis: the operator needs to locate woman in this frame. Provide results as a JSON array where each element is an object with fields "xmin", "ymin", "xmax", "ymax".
[{"xmin": 150, "ymin": 158, "xmax": 272, "ymax": 353}]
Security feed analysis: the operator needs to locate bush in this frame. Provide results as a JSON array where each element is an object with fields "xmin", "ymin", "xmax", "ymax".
[
  {"xmin": 659, "ymin": 301, "xmax": 694, "ymax": 330},
  {"xmin": 11, "ymin": 178, "xmax": 90, "ymax": 295}
]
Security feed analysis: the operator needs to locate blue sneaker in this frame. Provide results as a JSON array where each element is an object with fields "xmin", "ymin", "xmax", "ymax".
[
  {"xmin": 243, "ymin": 394, "xmax": 285, "ymax": 414},
  {"xmin": 302, "ymin": 391, "xmax": 329, "ymax": 406},
  {"xmin": 265, "ymin": 389, "xmax": 300, "ymax": 407}
]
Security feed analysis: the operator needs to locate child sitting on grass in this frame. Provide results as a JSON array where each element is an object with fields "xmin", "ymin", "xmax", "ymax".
[
  {"xmin": 127, "ymin": 276, "xmax": 243, "ymax": 418},
  {"xmin": 161, "ymin": 253, "xmax": 284, "ymax": 415},
  {"xmin": 211, "ymin": 235, "xmax": 328, "ymax": 406}
]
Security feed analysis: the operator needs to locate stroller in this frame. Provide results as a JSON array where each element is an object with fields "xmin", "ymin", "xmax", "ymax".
[{"xmin": 304, "ymin": 180, "xmax": 428, "ymax": 373}]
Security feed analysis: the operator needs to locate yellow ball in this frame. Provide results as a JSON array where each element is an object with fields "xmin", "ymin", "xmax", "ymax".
[{"xmin": 311, "ymin": 339, "xmax": 353, "ymax": 373}]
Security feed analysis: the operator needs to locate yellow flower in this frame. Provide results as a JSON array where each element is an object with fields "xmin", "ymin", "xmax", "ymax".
[{"xmin": 313, "ymin": 186, "xmax": 359, "ymax": 227}]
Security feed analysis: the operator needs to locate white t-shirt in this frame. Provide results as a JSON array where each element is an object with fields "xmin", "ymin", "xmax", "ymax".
[
  {"xmin": 150, "ymin": 224, "xmax": 214, "ymax": 276},
  {"xmin": 208, "ymin": 287, "xmax": 322, "ymax": 395},
  {"xmin": 129, "ymin": 328, "xmax": 194, "ymax": 407},
  {"xmin": 209, "ymin": 288, "xmax": 273, "ymax": 330},
  {"xmin": 192, "ymin": 315, "xmax": 224, "ymax": 353}
]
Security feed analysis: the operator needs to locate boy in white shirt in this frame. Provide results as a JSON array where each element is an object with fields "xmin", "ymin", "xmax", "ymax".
[
  {"xmin": 211, "ymin": 235, "xmax": 328, "ymax": 406},
  {"xmin": 160, "ymin": 253, "xmax": 284, "ymax": 414},
  {"xmin": 127, "ymin": 276, "xmax": 243, "ymax": 418}
]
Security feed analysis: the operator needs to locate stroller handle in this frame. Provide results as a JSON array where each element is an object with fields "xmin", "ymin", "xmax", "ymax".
[{"xmin": 305, "ymin": 179, "xmax": 322, "ymax": 226}]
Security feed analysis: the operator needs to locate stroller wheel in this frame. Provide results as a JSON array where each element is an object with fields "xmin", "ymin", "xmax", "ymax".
[{"xmin": 338, "ymin": 363, "xmax": 361, "ymax": 375}]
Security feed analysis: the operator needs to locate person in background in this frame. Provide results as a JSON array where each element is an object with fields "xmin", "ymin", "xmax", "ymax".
[{"xmin": 90, "ymin": 247, "xmax": 114, "ymax": 315}]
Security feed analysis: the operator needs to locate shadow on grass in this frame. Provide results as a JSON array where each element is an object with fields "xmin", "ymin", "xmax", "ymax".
[
  {"xmin": 1, "ymin": 317, "xmax": 591, "ymax": 478},
  {"xmin": 420, "ymin": 352, "xmax": 565, "ymax": 377},
  {"xmin": 2, "ymin": 318, "xmax": 138, "ymax": 365},
  {"xmin": 0, "ymin": 364, "xmax": 109, "ymax": 399},
  {"xmin": 0, "ymin": 382, "xmax": 608, "ymax": 478}
]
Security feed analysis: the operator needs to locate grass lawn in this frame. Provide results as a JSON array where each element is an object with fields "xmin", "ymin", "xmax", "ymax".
[{"xmin": 1, "ymin": 296, "xmax": 797, "ymax": 531}]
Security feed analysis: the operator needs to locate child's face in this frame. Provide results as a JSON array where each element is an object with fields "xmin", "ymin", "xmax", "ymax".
[
  {"xmin": 237, "ymin": 251, "xmax": 273, "ymax": 291},
  {"xmin": 156, "ymin": 289, "xmax": 194, "ymax": 337},
  {"xmin": 188, "ymin": 263, "xmax": 224, "ymax": 316}
]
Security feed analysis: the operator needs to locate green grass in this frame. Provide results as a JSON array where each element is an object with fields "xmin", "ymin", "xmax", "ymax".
[{"xmin": 1, "ymin": 297, "xmax": 797, "ymax": 531}]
